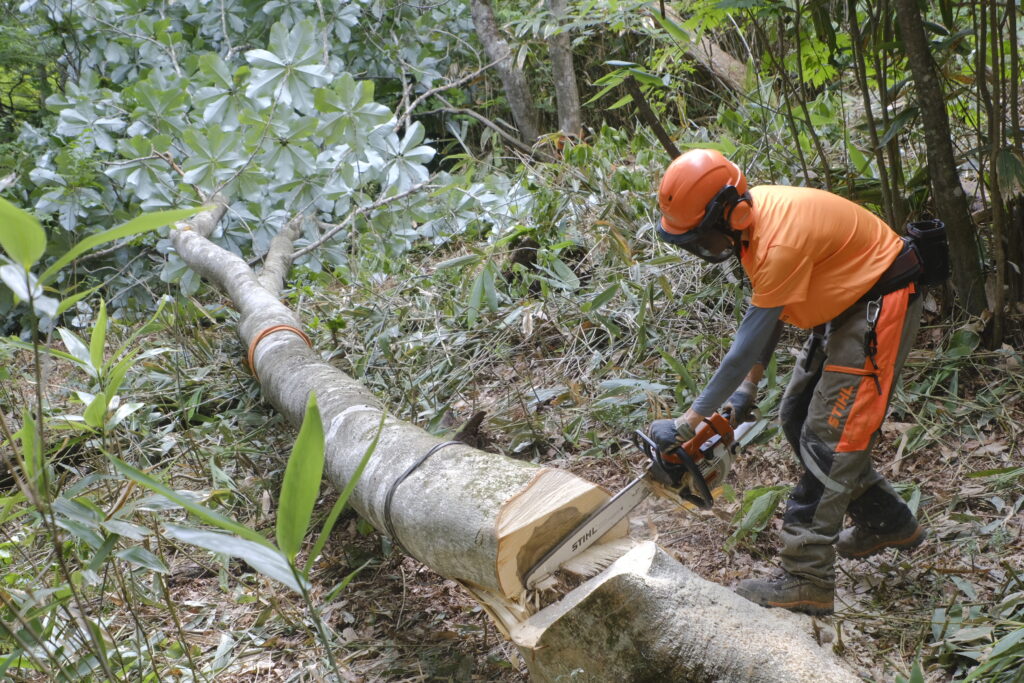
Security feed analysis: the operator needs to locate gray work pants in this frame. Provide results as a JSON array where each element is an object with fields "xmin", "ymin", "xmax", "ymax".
[{"xmin": 778, "ymin": 284, "xmax": 923, "ymax": 587}]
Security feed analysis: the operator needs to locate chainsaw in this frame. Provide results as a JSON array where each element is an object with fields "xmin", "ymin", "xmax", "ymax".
[{"xmin": 523, "ymin": 412, "xmax": 757, "ymax": 589}]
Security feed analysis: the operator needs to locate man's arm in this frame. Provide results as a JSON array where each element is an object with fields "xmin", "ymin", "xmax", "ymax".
[{"xmin": 680, "ymin": 306, "xmax": 783, "ymax": 429}]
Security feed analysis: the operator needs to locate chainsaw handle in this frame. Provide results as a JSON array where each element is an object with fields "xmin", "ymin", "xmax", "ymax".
[{"xmin": 631, "ymin": 430, "xmax": 715, "ymax": 510}]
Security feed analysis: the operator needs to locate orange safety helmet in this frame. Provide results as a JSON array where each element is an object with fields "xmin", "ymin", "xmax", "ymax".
[{"xmin": 655, "ymin": 149, "xmax": 753, "ymax": 262}]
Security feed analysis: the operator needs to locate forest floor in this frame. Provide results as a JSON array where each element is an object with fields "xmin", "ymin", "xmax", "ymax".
[{"xmin": 3, "ymin": 265, "xmax": 1022, "ymax": 682}]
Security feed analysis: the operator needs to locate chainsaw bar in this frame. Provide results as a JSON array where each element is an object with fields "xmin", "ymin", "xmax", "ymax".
[
  {"xmin": 522, "ymin": 418, "xmax": 757, "ymax": 590},
  {"xmin": 523, "ymin": 468, "xmax": 654, "ymax": 589}
]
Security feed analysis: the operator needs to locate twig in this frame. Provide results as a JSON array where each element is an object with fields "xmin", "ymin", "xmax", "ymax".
[
  {"xmin": 623, "ymin": 76, "xmax": 680, "ymax": 159},
  {"xmin": 398, "ymin": 59, "xmax": 502, "ymax": 131},
  {"xmin": 258, "ymin": 215, "xmax": 305, "ymax": 295},
  {"xmin": 432, "ymin": 94, "xmax": 556, "ymax": 162}
]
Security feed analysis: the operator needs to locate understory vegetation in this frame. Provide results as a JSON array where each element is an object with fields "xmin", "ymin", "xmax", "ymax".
[{"xmin": 1, "ymin": 0, "xmax": 1023, "ymax": 681}]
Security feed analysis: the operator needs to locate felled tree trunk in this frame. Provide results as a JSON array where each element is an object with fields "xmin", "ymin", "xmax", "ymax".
[
  {"xmin": 168, "ymin": 202, "xmax": 859, "ymax": 681},
  {"xmin": 514, "ymin": 542, "xmax": 858, "ymax": 682},
  {"xmin": 169, "ymin": 202, "xmax": 619, "ymax": 606}
]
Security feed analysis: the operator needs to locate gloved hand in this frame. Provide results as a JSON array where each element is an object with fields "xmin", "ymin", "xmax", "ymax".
[
  {"xmin": 724, "ymin": 380, "xmax": 757, "ymax": 427},
  {"xmin": 647, "ymin": 417, "xmax": 697, "ymax": 456}
]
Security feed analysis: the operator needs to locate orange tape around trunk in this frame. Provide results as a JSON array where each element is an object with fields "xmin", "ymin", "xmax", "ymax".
[
  {"xmin": 246, "ymin": 325, "xmax": 313, "ymax": 380},
  {"xmin": 836, "ymin": 284, "xmax": 912, "ymax": 452}
]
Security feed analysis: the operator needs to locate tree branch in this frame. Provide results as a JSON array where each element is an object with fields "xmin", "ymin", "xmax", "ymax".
[{"xmin": 290, "ymin": 182, "xmax": 432, "ymax": 260}]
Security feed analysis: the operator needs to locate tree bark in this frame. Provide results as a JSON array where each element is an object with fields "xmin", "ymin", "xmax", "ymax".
[
  {"xmin": 893, "ymin": 0, "xmax": 987, "ymax": 315},
  {"xmin": 514, "ymin": 542, "xmax": 859, "ymax": 682},
  {"xmin": 661, "ymin": 4, "xmax": 747, "ymax": 93},
  {"xmin": 166, "ymin": 202, "xmax": 860, "ymax": 680},
  {"xmin": 470, "ymin": 0, "xmax": 542, "ymax": 144},
  {"xmin": 545, "ymin": 0, "xmax": 582, "ymax": 137}
]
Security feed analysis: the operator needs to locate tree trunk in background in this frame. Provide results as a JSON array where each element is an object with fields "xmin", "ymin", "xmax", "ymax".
[
  {"xmin": 893, "ymin": 0, "xmax": 987, "ymax": 316},
  {"xmin": 545, "ymin": 0, "xmax": 582, "ymax": 137},
  {"xmin": 470, "ymin": 0, "xmax": 541, "ymax": 144}
]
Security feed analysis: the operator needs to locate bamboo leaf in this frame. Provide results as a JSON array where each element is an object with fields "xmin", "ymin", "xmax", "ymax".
[
  {"xmin": 878, "ymin": 107, "xmax": 918, "ymax": 147},
  {"xmin": 115, "ymin": 546, "xmax": 168, "ymax": 573},
  {"xmin": 650, "ymin": 10, "xmax": 691, "ymax": 45},
  {"xmin": 90, "ymin": 300, "xmax": 108, "ymax": 375},
  {"xmin": 584, "ymin": 283, "xmax": 619, "ymax": 312},
  {"xmin": 109, "ymin": 456, "xmax": 272, "ymax": 547},
  {"xmin": 467, "ymin": 270, "xmax": 484, "ymax": 326},
  {"xmin": 164, "ymin": 525, "xmax": 305, "ymax": 592},
  {"xmin": 39, "ymin": 207, "xmax": 204, "ymax": 285},
  {"xmin": 0, "ymin": 196, "xmax": 46, "ymax": 270},
  {"xmin": 84, "ymin": 391, "xmax": 108, "ymax": 429},
  {"xmin": 434, "ymin": 253, "xmax": 481, "ymax": 270},
  {"xmin": 305, "ymin": 413, "xmax": 384, "ymax": 574},
  {"xmin": 276, "ymin": 393, "xmax": 325, "ymax": 561},
  {"xmin": 482, "ymin": 264, "xmax": 498, "ymax": 312}
]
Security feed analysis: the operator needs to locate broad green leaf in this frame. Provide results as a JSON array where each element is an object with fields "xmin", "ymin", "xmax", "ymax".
[
  {"xmin": 945, "ymin": 328, "xmax": 981, "ymax": 358},
  {"xmin": 57, "ymin": 327, "xmax": 95, "ymax": 376},
  {"xmin": 115, "ymin": 546, "xmax": 168, "ymax": 573},
  {"xmin": 276, "ymin": 393, "xmax": 325, "ymax": 560},
  {"xmin": 725, "ymin": 485, "xmax": 789, "ymax": 550},
  {"xmin": 482, "ymin": 265, "xmax": 498, "ymax": 313},
  {"xmin": 40, "ymin": 207, "xmax": 204, "ymax": 284},
  {"xmin": 0, "ymin": 196, "xmax": 46, "ymax": 269},
  {"xmin": 18, "ymin": 408, "xmax": 41, "ymax": 491},
  {"xmin": 651, "ymin": 11, "xmax": 692, "ymax": 45},
  {"xmin": 0, "ymin": 264, "xmax": 31, "ymax": 301},
  {"xmin": 56, "ymin": 284, "xmax": 102, "ymax": 317},
  {"xmin": 878, "ymin": 107, "xmax": 918, "ymax": 147},
  {"xmin": 306, "ymin": 413, "xmax": 384, "ymax": 574},
  {"xmin": 109, "ymin": 456, "xmax": 272, "ymax": 547},
  {"xmin": 89, "ymin": 300, "xmax": 107, "ymax": 374},
  {"xmin": 606, "ymin": 94, "xmax": 634, "ymax": 110},
  {"xmin": 996, "ymin": 147, "xmax": 1024, "ymax": 197},
  {"xmin": 163, "ymin": 524, "xmax": 305, "ymax": 592}
]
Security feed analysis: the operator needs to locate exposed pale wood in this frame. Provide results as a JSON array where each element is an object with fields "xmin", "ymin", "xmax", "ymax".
[{"xmin": 495, "ymin": 469, "xmax": 626, "ymax": 595}]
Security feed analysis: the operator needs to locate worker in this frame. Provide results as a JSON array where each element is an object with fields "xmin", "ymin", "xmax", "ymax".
[{"xmin": 646, "ymin": 148, "xmax": 929, "ymax": 616}]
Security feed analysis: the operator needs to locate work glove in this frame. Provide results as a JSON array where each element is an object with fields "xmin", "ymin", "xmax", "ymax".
[
  {"xmin": 647, "ymin": 417, "xmax": 697, "ymax": 456},
  {"xmin": 724, "ymin": 380, "xmax": 757, "ymax": 427}
]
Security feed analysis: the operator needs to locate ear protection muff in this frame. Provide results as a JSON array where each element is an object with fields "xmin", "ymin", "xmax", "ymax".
[{"xmin": 725, "ymin": 192, "xmax": 753, "ymax": 231}]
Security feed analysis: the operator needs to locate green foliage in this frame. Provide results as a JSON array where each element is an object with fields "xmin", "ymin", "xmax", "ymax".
[
  {"xmin": 724, "ymin": 485, "xmax": 789, "ymax": 551},
  {"xmin": 277, "ymin": 392, "xmax": 324, "ymax": 560}
]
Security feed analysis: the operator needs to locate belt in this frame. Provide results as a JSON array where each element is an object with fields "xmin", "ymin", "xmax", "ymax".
[{"xmin": 860, "ymin": 239, "xmax": 923, "ymax": 301}]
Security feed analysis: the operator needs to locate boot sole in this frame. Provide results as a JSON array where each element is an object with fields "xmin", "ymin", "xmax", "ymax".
[{"xmin": 837, "ymin": 525, "xmax": 926, "ymax": 559}]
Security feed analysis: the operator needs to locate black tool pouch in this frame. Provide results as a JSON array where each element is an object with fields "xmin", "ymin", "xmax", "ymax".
[{"xmin": 906, "ymin": 218, "xmax": 950, "ymax": 286}]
